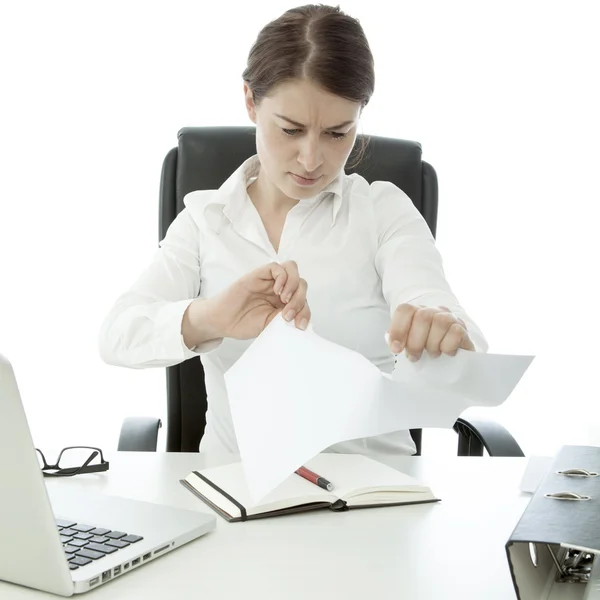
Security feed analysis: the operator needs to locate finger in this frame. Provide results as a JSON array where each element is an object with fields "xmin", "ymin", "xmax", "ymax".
[
  {"xmin": 294, "ymin": 300, "xmax": 312, "ymax": 331},
  {"xmin": 405, "ymin": 307, "xmax": 436, "ymax": 360},
  {"xmin": 279, "ymin": 260, "xmax": 300, "ymax": 303},
  {"xmin": 282, "ymin": 278, "xmax": 308, "ymax": 323},
  {"xmin": 460, "ymin": 333, "xmax": 475, "ymax": 351},
  {"xmin": 388, "ymin": 304, "xmax": 418, "ymax": 353},
  {"xmin": 425, "ymin": 311, "xmax": 457, "ymax": 358},
  {"xmin": 258, "ymin": 262, "xmax": 288, "ymax": 296},
  {"xmin": 439, "ymin": 305, "xmax": 467, "ymax": 330},
  {"xmin": 439, "ymin": 322, "xmax": 471, "ymax": 356},
  {"xmin": 438, "ymin": 306, "xmax": 468, "ymax": 329}
]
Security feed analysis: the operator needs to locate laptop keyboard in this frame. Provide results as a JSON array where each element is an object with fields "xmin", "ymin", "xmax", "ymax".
[{"xmin": 55, "ymin": 518, "xmax": 143, "ymax": 571}]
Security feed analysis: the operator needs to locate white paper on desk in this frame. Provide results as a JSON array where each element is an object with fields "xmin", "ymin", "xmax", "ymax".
[{"xmin": 225, "ymin": 315, "xmax": 534, "ymax": 503}]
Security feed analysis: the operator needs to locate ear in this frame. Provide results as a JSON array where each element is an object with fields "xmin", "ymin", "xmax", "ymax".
[{"xmin": 243, "ymin": 82, "xmax": 257, "ymax": 124}]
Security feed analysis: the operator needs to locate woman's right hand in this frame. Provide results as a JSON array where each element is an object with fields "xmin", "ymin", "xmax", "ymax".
[{"xmin": 189, "ymin": 261, "xmax": 311, "ymax": 342}]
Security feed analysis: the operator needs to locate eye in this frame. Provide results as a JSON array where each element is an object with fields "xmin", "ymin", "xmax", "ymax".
[
  {"xmin": 328, "ymin": 132, "xmax": 347, "ymax": 140},
  {"xmin": 282, "ymin": 128, "xmax": 301, "ymax": 136}
]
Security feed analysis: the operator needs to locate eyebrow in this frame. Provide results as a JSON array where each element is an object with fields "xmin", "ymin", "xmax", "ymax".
[{"xmin": 274, "ymin": 113, "xmax": 354, "ymax": 131}]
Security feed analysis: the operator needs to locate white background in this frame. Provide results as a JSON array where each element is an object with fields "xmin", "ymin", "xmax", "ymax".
[{"xmin": 1, "ymin": 1, "xmax": 599, "ymax": 457}]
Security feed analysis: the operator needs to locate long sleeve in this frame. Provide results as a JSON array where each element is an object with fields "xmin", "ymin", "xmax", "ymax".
[
  {"xmin": 372, "ymin": 181, "xmax": 488, "ymax": 353},
  {"xmin": 98, "ymin": 208, "xmax": 221, "ymax": 368}
]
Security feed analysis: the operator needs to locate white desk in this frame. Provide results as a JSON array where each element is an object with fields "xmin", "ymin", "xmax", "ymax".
[{"xmin": 1, "ymin": 453, "xmax": 531, "ymax": 600}]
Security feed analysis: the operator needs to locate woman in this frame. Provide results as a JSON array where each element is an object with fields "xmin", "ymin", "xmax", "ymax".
[{"xmin": 99, "ymin": 4, "xmax": 487, "ymax": 457}]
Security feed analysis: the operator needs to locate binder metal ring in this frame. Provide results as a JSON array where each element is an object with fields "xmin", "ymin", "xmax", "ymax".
[
  {"xmin": 544, "ymin": 491, "xmax": 591, "ymax": 501},
  {"xmin": 557, "ymin": 468, "xmax": 599, "ymax": 477},
  {"xmin": 529, "ymin": 543, "xmax": 538, "ymax": 567}
]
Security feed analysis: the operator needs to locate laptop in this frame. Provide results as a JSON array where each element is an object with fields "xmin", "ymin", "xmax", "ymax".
[{"xmin": 0, "ymin": 353, "xmax": 216, "ymax": 596}]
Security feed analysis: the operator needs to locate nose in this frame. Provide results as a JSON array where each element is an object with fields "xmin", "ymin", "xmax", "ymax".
[{"xmin": 297, "ymin": 135, "xmax": 323, "ymax": 174}]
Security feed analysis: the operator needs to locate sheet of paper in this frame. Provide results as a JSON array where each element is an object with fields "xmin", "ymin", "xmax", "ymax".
[{"xmin": 225, "ymin": 315, "xmax": 534, "ymax": 503}]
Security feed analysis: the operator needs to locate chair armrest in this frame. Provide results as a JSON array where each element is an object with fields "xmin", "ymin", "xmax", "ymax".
[
  {"xmin": 453, "ymin": 416, "xmax": 525, "ymax": 457},
  {"xmin": 118, "ymin": 417, "xmax": 162, "ymax": 452}
]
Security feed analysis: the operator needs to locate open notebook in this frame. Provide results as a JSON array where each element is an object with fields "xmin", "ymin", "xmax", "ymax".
[{"xmin": 180, "ymin": 453, "xmax": 439, "ymax": 522}]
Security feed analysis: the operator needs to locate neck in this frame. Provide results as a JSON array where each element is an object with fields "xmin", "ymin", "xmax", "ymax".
[{"xmin": 247, "ymin": 171, "xmax": 299, "ymax": 216}]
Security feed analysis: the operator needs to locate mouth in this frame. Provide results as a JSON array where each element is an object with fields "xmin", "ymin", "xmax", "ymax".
[{"xmin": 290, "ymin": 173, "xmax": 322, "ymax": 186}]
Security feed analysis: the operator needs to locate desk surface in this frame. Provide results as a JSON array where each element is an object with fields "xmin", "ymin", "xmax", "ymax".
[{"xmin": 1, "ymin": 453, "xmax": 530, "ymax": 600}]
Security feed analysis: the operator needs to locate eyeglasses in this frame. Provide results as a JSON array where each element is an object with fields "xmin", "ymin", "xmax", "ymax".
[{"xmin": 35, "ymin": 446, "xmax": 109, "ymax": 478}]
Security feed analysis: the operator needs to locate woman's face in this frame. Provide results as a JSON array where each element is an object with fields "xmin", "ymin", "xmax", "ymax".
[{"xmin": 244, "ymin": 78, "xmax": 362, "ymax": 200}]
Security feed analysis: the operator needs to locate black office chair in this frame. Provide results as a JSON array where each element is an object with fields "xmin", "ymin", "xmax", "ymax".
[{"xmin": 118, "ymin": 126, "xmax": 524, "ymax": 458}]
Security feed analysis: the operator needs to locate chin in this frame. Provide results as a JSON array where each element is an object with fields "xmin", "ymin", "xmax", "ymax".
[{"xmin": 283, "ymin": 186, "xmax": 316, "ymax": 200}]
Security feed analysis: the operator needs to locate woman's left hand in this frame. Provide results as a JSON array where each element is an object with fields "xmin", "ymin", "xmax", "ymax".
[{"xmin": 388, "ymin": 304, "xmax": 475, "ymax": 361}]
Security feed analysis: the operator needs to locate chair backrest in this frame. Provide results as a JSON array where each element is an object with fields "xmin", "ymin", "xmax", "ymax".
[{"xmin": 160, "ymin": 126, "xmax": 438, "ymax": 454}]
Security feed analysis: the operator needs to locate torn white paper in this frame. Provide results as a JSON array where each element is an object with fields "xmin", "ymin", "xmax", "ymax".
[{"xmin": 225, "ymin": 315, "xmax": 534, "ymax": 503}]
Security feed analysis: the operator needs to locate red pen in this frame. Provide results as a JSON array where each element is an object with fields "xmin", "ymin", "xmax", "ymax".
[{"xmin": 295, "ymin": 466, "xmax": 334, "ymax": 491}]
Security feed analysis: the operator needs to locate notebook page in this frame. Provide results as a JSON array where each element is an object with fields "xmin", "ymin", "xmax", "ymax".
[
  {"xmin": 190, "ymin": 461, "xmax": 335, "ymax": 516},
  {"xmin": 304, "ymin": 454, "xmax": 430, "ymax": 501}
]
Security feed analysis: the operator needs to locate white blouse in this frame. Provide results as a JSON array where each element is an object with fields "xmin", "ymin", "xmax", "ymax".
[{"xmin": 99, "ymin": 155, "xmax": 487, "ymax": 457}]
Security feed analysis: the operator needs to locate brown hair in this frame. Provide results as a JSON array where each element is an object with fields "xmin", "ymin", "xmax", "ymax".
[{"xmin": 242, "ymin": 4, "xmax": 374, "ymax": 167}]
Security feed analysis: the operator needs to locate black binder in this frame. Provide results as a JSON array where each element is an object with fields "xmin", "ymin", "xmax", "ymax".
[{"xmin": 506, "ymin": 445, "xmax": 600, "ymax": 599}]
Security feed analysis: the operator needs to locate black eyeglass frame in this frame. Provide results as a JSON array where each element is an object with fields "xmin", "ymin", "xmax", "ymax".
[{"xmin": 35, "ymin": 446, "xmax": 110, "ymax": 478}]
